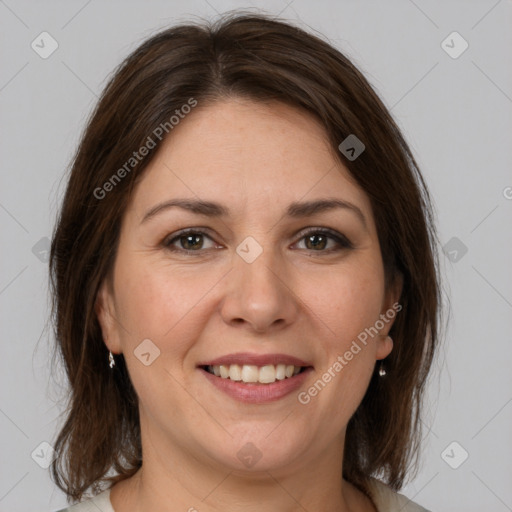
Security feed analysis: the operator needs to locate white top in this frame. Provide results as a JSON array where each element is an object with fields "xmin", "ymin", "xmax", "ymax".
[{"xmin": 55, "ymin": 478, "xmax": 431, "ymax": 511}]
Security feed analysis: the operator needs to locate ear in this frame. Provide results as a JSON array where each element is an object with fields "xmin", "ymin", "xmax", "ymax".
[
  {"xmin": 95, "ymin": 279, "xmax": 122, "ymax": 354},
  {"xmin": 381, "ymin": 271, "xmax": 403, "ymax": 332},
  {"xmin": 376, "ymin": 271, "xmax": 404, "ymax": 360}
]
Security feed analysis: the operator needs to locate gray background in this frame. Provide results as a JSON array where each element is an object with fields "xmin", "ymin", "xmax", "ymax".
[{"xmin": 1, "ymin": 1, "xmax": 511, "ymax": 511}]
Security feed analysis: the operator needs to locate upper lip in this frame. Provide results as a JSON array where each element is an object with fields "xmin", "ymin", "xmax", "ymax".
[{"xmin": 197, "ymin": 352, "xmax": 312, "ymax": 367}]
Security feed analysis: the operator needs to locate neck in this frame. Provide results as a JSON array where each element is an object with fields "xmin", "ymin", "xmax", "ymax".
[{"xmin": 110, "ymin": 425, "xmax": 376, "ymax": 512}]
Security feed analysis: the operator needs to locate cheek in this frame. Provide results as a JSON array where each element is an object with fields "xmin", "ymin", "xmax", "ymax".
[
  {"xmin": 303, "ymin": 260, "xmax": 385, "ymax": 345},
  {"xmin": 113, "ymin": 256, "xmax": 221, "ymax": 353},
  {"xmin": 296, "ymin": 261, "xmax": 384, "ymax": 417},
  {"xmin": 112, "ymin": 260, "xmax": 214, "ymax": 419}
]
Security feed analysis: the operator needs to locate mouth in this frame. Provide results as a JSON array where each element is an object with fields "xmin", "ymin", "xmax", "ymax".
[
  {"xmin": 197, "ymin": 353, "xmax": 313, "ymax": 404},
  {"xmin": 201, "ymin": 363, "xmax": 309, "ymax": 384}
]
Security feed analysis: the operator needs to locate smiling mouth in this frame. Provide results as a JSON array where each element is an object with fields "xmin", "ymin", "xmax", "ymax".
[{"xmin": 201, "ymin": 364, "xmax": 309, "ymax": 384}]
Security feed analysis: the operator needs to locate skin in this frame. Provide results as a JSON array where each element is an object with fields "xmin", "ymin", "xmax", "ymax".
[{"xmin": 96, "ymin": 97, "xmax": 401, "ymax": 512}]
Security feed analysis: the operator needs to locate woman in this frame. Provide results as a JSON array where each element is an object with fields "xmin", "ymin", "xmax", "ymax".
[{"xmin": 50, "ymin": 12, "xmax": 440, "ymax": 512}]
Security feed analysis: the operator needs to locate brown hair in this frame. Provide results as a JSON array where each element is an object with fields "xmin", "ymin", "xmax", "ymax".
[{"xmin": 50, "ymin": 11, "xmax": 441, "ymax": 502}]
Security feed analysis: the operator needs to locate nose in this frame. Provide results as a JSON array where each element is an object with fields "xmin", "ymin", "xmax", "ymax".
[{"xmin": 219, "ymin": 247, "xmax": 300, "ymax": 334}]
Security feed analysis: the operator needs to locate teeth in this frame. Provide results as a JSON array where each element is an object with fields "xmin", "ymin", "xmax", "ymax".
[
  {"xmin": 229, "ymin": 364, "xmax": 242, "ymax": 381},
  {"xmin": 219, "ymin": 365, "xmax": 229, "ymax": 379},
  {"xmin": 207, "ymin": 363, "xmax": 304, "ymax": 384},
  {"xmin": 241, "ymin": 365, "xmax": 259, "ymax": 383},
  {"xmin": 259, "ymin": 365, "xmax": 276, "ymax": 384}
]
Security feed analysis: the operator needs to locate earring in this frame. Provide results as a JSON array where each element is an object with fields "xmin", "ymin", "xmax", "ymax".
[
  {"xmin": 108, "ymin": 350, "xmax": 115, "ymax": 369},
  {"xmin": 377, "ymin": 334, "xmax": 392, "ymax": 377}
]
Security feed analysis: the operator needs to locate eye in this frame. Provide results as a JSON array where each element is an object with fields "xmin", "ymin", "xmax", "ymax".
[
  {"xmin": 162, "ymin": 227, "xmax": 353, "ymax": 255},
  {"xmin": 163, "ymin": 229, "xmax": 218, "ymax": 253},
  {"xmin": 294, "ymin": 228, "xmax": 353, "ymax": 252}
]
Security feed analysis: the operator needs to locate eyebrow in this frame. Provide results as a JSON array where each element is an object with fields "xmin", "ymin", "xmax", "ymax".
[{"xmin": 141, "ymin": 197, "xmax": 367, "ymax": 228}]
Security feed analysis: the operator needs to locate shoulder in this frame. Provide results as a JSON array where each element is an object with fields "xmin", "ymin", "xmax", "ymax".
[
  {"xmin": 52, "ymin": 481, "xmax": 430, "ymax": 512},
  {"xmin": 54, "ymin": 489, "xmax": 114, "ymax": 512},
  {"xmin": 367, "ymin": 478, "xmax": 432, "ymax": 512}
]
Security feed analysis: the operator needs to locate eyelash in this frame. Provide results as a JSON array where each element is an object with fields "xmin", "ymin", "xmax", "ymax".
[{"xmin": 162, "ymin": 227, "xmax": 354, "ymax": 255}]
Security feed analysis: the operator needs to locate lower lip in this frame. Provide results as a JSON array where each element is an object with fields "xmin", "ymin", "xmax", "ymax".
[{"xmin": 199, "ymin": 367, "xmax": 313, "ymax": 404}]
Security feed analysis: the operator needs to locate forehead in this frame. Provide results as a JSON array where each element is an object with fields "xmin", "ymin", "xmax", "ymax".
[{"xmin": 130, "ymin": 98, "xmax": 372, "ymax": 221}]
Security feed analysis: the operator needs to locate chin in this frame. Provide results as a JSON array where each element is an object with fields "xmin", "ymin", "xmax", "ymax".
[{"xmin": 197, "ymin": 427, "xmax": 310, "ymax": 474}]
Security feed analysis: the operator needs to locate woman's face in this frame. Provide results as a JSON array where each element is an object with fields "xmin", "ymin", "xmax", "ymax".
[{"xmin": 97, "ymin": 98, "xmax": 398, "ymax": 476}]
